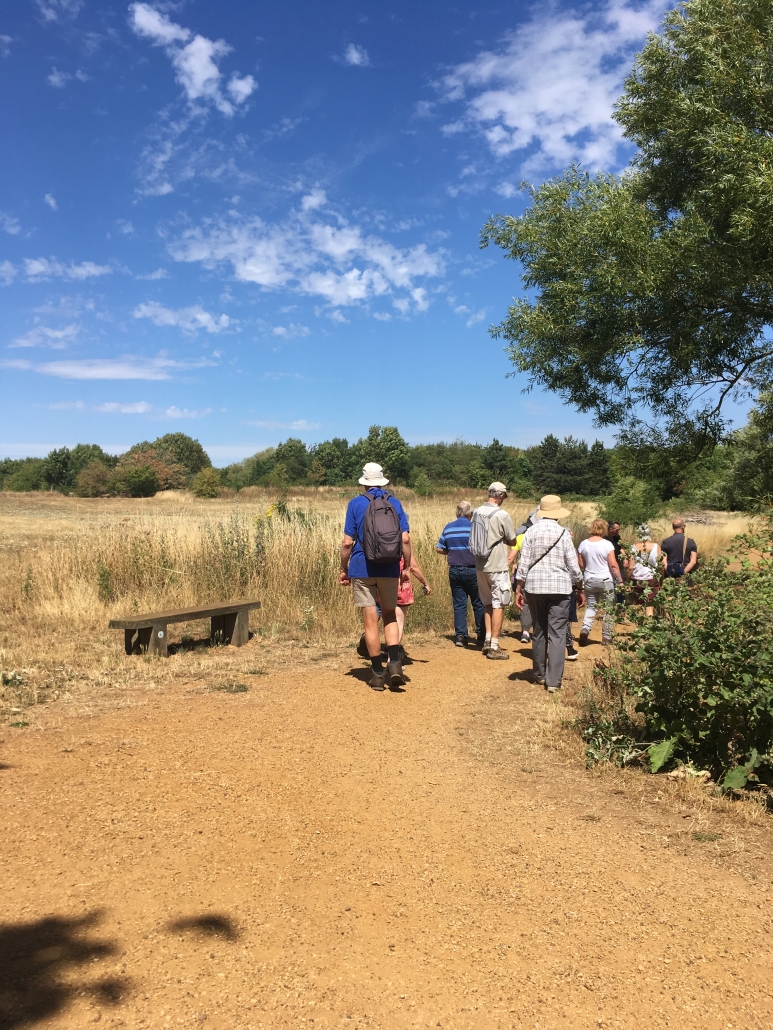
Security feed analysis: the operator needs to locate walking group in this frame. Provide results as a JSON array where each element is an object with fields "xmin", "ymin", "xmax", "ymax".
[{"xmin": 339, "ymin": 462, "xmax": 697, "ymax": 692}]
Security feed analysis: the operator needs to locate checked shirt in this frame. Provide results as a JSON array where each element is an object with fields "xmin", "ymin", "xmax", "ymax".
[{"xmin": 516, "ymin": 519, "xmax": 582, "ymax": 595}]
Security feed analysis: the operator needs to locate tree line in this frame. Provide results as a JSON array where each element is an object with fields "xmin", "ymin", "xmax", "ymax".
[{"xmin": 3, "ymin": 412, "xmax": 773, "ymax": 518}]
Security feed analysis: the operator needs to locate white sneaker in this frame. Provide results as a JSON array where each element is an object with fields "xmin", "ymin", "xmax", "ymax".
[{"xmin": 520, "ymin": 631, "xmax": 530, "ymax": 643}]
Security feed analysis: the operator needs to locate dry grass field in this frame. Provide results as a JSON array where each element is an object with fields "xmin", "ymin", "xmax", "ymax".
[{"xmin": 0, "ymin": 487, "xmax": 754, "ymax": 721}]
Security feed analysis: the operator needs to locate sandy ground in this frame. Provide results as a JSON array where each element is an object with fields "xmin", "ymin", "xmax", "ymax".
[{"xmin": 2, "ymin": 629, "xmax": 773, "ymax": 1030}]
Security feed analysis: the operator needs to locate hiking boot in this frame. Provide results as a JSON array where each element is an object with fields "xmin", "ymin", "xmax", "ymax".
[
  {"xmin": 566, "ymin": 646, "xmax": 579, "ymax": 661},
  {"xmin": 357, "ymin": 633, "xmax": 370, "ymax": 659},
  {"xmin": 579, "ymin": 631, "xmax": 589, "ymax": 647},
  {"xmin": 520, "ymin": 631, "xmax": 531, "ymax": 643},
  {"xmin": 388, "ymin": 661, "xmax": 406, "ymax": 687},
  {"xmin": 547, "ymin": 684, "xmax": 561, "ymax": 693},
  {"xmin": 368, "ymin": 670, "xmax": 387, "ymax": 691},
  {"xmin": 481, "ymin": 641, "xmax": 492, "ymax": 656},
  {"xmin": 487, "ymin": 646, "xmax": 510, "ymax": 660},
  {"xmin": 455, "ymin": 633, "xmax": 467, "ymax": 648},
  {"xmin": 533, "ymin": 675, "xmax": 545, "ymax": 686}
]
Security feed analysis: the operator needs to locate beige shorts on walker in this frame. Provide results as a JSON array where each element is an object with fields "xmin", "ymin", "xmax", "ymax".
[
  {"xmin": 476, "ymin": 569, "xmax": 512, "ymax": 608},
  {"xmin": 351, "ymin": 576, "xmax": 399, "ymax": 610}
]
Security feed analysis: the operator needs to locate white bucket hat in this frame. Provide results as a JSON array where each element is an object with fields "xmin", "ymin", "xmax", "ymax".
[{"xmin": 359, "ymin": 462, "xmax": 389, "ymax": 487}]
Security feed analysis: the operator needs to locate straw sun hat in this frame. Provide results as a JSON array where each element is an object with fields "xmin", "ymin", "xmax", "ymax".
[{"xmin": 534, "ymin": 494, "xmax": 571, "ymax": 520}]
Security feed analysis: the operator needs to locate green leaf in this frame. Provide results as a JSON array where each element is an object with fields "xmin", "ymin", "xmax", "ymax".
[
  {"xmin": 722, "ymin": 766, "xmax": 748, "ymax": 790},
  {"xmin": 649, "ymin": 738, "xmax": 676, "ymax": 774}
]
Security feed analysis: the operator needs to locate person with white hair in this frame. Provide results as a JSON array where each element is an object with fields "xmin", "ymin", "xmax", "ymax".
[
  {"xmin": 626, "ymin": 523, "xmax": 666, "ymax": 617},
  {"xmin": 436, "ymin": 499, "xmax": 485, "ymax": 647},
  {"xmin": 339, "ymin": 462, "xmax": 411, "ymax": 691}
]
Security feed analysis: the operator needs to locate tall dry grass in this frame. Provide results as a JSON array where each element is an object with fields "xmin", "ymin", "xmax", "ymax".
[{"xmin": 0, "ymin": 492, "xmax": 756, "ymax": 664}]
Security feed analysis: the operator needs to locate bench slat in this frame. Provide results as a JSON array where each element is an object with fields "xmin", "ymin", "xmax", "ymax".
[{"xmin": 109, "ymin": 599, "xmax": 261, "ymax": 630}]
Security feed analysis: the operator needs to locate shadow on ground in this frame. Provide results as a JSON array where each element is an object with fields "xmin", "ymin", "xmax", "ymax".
[{"xmin": 0, "ymin": 910, "xmax": 130, "ymax": 1030}]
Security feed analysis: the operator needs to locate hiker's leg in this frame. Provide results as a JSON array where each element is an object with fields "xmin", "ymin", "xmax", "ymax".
[
  {"xmin": 465, "ymin": 569, "xmax": 486, "ymax": 638},
  {"xmin": 449, "ymin": 569, "xmax": 469, "ymax": 637},
  {"xmin": 581, "ymin": 588, "xmax": 599, "ymax": 635},
  {"xmin": 395, "ymin": 605, "xmax": 407, "ymax": 644},
  {"xmin": 382, "ymin": 607, "xmax": 399, "ymax": 646},
  {"xmin": 476, "ymin": 570, "xmax": 494, "ymax": 639},
  {"xmin": 527, "ymin": 593, "xmax": 547, "ymax": 679},
  {"xmin": 601, "ymin": 587, "xmax": 614, "ymax": 642},
  {"xmin": 361, "ymin": 605, "xmax": 381, "ymax": 657},
  {"xmin": 546, "ymin": 595, "xmax": 571, "ymax": 688},
  {"xmin": 520, "ymin": 600, "xmax": 533, "ymax": 633},
  {"xmin": 490, "ymin": 606, "xmax": 504, "ymax": 640}
]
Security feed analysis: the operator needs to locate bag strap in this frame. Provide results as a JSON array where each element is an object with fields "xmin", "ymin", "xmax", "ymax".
[
  {"xmin": 525, "ymin": 529, "xmax": 567, "ymax": 575},
  {"xmin": 682, "ymin": 535, "xmax": 687, "ymax": 563}
]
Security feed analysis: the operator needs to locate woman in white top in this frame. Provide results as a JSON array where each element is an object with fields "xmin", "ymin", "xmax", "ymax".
[
  {"xmin": 626, "ymin": 523, "xmax": 667, "ymax": 617},
  {"xmin": 577, "ymin": 518, "xmax": 623, "ymax": 645}
]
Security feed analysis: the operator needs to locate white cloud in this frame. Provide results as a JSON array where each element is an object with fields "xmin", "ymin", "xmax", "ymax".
[
  {"xmin": 0, "ymin": 261, "xmax": 17, "ymax": 286},
  {"xmin": 49, "ymin": 400, "xmax": 85, "ymax": 410},
  {"xmin": 0, "ymin": 35, "xmax": 12, "ymax": 58},
  {"xmin": 47, "ymin": 67, "xmax": 70, "ymax": 88},
  {"xmin": 438, "ymin": 0, "xmax": 667, "ymax": 174},
  {"xmin": 10, "ymin": 323, "xmax": 79, "ymax": 349},
  {"xmin": 129, "ymin": 3, "xmax": 256, "ymax": 116},
  {"xmin": 245, "ymin": 419, "xmax": 321, "ymax": 431},
  {"xmin": 373, "ymin": 311, "xmax": 392, "ymax": 321},
  {"xmin": 271, "ymin": 324, "xmax": 310, "ymax": 339},
  {"xmin": 164, "ymin": 405, "xmax": 212, "ymax": 419},
  {"xmin": 44, "ymin": 193, "xmax": 58, "ymax": 211},
  {"xmin": 136, "ymin": 268, "xmax": 169, "ymax": 280},
  {"xmin": 133, "ymin": 301, "xmax": 233, "ymax": 334},
  {"xmin": 343, "ymin": 44, "xmax": 370, "ymax": 67},
  {"xmin": 97, "ymin": 401, "xmax": 152, "ymax": 413},
  {"xmin": 24, "ymin": 257, "xmax": 112, "ymax": 281},
  {"xmin": 1, "ymin": 354, "xmax": 216, "ymax": 380},
  {"xmin": 117, "ymin": 219, "xmax": 133, "ymax": 234},
  {"xmin": 36, "ymin": 0, "xmax": 82, "ymax": 22},
  {"xmin": 167, "ymin": 200, "xmax": 444, "ymax": 315},
  {"xmin": 0, "ymin": 212, "xmax": 20, "ymax": 235},
  {"xmin": 301, "ymin": 189, "xmax": 327, "ymax": 212}
]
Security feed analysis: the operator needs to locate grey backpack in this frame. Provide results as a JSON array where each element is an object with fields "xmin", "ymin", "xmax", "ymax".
[
  {"xmin": 361, "ymin": 491, "xmax": 403, "ymax": 563},
  {"xmin": 468, "ymin": 507, "xmax": 496, "ymax": 558}
]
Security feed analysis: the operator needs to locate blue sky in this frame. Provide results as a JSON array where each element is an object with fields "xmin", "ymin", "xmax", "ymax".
[{"xmin": 1, "ymin": 0, "xmax": 675, "ymax": 465}]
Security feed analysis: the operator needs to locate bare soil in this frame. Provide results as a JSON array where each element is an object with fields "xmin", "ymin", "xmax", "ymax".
[{"xmin": 2, "ymin": 630, "xmax": 773, "ymax": 1030}]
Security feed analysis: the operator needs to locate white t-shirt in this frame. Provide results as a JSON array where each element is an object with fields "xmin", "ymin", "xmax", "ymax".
[{"xmin": 578, "ymin": 537, "xmax": 615, "ymax": 579}]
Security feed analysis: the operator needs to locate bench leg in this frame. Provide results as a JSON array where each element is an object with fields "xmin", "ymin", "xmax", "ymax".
[
  {"xmin": 146, "ymin": 623, "xmax": 168, "ymax": 657},
  {"xmin": 231, "ymin": 609, "xmax": 249, "ymax": 647}
]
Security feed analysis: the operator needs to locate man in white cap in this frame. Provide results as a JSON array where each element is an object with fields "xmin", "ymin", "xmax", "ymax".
[
  {"xmin": 339, "ymin": 462, "xmax": 412, "ymax": 691},
  {"xmin": 472, "ymin": 482, "xmax": 518, "ymax": 659},
  {"xmin": 515, "ymin": 494, "xmax": 584, "ymax": 692}
]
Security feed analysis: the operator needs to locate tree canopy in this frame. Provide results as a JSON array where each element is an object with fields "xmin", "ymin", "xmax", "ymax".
[{"xmin": 481, "ymin": 0, "xmax": 773, "ymax": 453}]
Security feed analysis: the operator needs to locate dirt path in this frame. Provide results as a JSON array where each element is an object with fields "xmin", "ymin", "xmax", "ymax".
[{"xmin": 2, "ymin": 634, "xmax": 773, "ymax": 1030}]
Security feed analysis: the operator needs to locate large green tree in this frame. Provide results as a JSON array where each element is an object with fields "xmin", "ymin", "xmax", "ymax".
[{"xmin": 482, "ymin": 0, "xmax": 773, "ymax": 453}]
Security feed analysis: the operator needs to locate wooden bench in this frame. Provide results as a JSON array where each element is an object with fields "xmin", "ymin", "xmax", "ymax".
[{"xmin": 109, "ymin": 599, "xmax": 261, "ymax": 657}]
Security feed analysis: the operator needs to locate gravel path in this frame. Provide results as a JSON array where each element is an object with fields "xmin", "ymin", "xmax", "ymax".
[{"xmin": 2, "ymin": 636, "xmax": 773, "ymax": 1030}]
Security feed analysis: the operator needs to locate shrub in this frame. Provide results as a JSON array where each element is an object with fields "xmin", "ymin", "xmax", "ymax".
[
  {"xmin": 74, "ymin": 460, "xmax": 113, "ymax": 497},
  {"xmin": 597, "ymin": 475, "xmax": 661, "ymax": 528},
  {"xmin": 192, "ymin": 467, "xmax": 223, "ymax": 498},
  {"xmin": 412, "ymin": 470, "xmax": 433, "ymax": 497},
  {"xmin": 112, "ymin": 465, "xmax": 159, "ymax": 497},
  {"xmin": 598, "ymin": 520, "xmax": 773, "ymax": 787},
  {"xmin": 114, "ymin": 447, "xmax": 185, "ymax": 492}
]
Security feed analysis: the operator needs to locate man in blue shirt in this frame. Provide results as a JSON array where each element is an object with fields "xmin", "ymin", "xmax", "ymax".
[
  {"xmin": 339, "ymin": 462, "xmax": 412, "ymax": 691},
  {"xmin": 436, "ymin": 500, "xmax": 485, "ymax": 648}
]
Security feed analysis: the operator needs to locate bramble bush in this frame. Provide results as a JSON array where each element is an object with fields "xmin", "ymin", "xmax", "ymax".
[{"xmin": 591, "ymin": 518, "xmax": 773, "ymax": 789}]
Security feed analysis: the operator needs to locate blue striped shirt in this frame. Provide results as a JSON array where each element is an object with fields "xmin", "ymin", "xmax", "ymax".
[{"xmin": 437, "ymin": 517, "xmax": 476, "ymax": 567}]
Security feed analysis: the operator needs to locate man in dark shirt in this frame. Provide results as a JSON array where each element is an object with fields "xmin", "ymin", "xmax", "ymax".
[
  {"xmin": 661, "ymin": 518, "xmax": 698, "ymax": 578},
  {"xmin": 436, "ymin": 500, "xmax": 485, "ymax": 648}
]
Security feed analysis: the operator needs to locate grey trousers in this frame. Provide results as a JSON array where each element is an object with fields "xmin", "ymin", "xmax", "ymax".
[
  {"xmin": 522, "ymin": 591, "xmax": 573, "ymax": 646},
  {"xmin": 526, "ymin": 592, "xmax": 572, "ymax": 688}
]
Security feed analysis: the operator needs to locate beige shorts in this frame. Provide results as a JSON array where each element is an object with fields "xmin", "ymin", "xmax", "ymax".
[
  {"xmin": 351, "ymin": 577, "xmax": 399, "ymax": 610},
  {"xmin": 476, "ymin": 569, "xmax": 512, "ymax": 609}
]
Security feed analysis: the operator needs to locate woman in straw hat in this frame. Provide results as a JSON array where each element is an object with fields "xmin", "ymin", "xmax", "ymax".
[{"xmin": 514, "ymin": 495, "xmax": 584, "ymax": 693}]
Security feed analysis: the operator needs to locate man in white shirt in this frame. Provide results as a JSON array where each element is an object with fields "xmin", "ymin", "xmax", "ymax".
[
  {"xmin": 473, "ymin": 482, "xmax": 517, "ymax": 660},
  {"xmin": 515, "ymin": 494, "xmax": 583, "ymax": 691}
]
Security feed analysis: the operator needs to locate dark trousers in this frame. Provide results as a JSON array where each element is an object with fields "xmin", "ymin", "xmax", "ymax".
[
  {"xmin": 449, "ymin": 566, "xmax": 485, "ymax": 638},
  {"xmin": 526, "ymin": 592, "xmax": 572, "ymax": 688}
]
